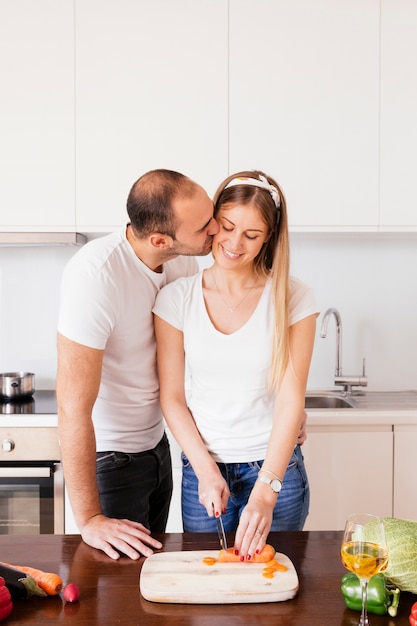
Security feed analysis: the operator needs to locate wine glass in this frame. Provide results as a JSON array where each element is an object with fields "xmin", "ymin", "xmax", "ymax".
[{"xmin": 340, "ymin": 514, "xmax": 388, "ymax": 626}]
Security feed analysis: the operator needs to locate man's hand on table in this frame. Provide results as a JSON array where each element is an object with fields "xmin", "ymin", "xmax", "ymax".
[{"xmin": 80, "ymin": 514, "xmax": 162, "ymax": 560}]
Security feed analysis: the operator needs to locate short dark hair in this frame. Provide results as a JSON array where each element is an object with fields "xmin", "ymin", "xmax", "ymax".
[{"xmin": 126, "ymin": 169, "xmax": 197, "ymax": 238}]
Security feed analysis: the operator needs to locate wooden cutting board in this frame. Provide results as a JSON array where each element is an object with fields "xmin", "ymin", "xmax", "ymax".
[{"xmin": 140, "ymin": 549, "xmax": 299, "ymax": 604}]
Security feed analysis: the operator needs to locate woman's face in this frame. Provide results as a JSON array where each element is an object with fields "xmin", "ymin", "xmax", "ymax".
[{"xmin": 212, "ymin": 202, "xmax": 270, "ymax": 269}]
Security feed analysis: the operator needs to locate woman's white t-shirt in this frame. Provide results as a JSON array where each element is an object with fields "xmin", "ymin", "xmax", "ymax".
[{"xmin": 153, "ymin": 272, "xmax": 318, "ymax": 463}]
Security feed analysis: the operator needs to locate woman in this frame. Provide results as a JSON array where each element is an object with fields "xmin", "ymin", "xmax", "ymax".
[{"xmin": 153, "ymin": 170, "xmax": 319, "ymax": 559}]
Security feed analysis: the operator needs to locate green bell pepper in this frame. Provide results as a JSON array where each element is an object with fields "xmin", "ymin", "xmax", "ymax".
[{"xmin": 340, "ymin": 573, "xmax": 400, "ymax": 617}]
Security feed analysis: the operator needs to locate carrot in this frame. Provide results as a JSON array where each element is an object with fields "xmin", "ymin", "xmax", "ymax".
[
  {"xmin": 202, "ymin": 557, "xmax": 217, "ymax": 566},
  {"xmin": 0, "ymin": 562, "xmax": 62, "ymax": 596},
  {"xmin": 218, "ymin": 544, "xmax": 276, "ymax": 564}
]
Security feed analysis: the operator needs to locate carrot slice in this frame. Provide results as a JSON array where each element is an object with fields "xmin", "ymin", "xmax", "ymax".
[
  {"xmin": 218, "ymin": 544, "xmax": 276, "ymax": 563},
  {"xmin": 262, "ymin": 558, "xmax": 288, "ymax": 579},
  {"xmin": 271, "ymin": 560, "xmax": 287, "ymax": 572},
  {"xmin": 202, "ymin": 557, "xmax": 217, "ymax": 566}
]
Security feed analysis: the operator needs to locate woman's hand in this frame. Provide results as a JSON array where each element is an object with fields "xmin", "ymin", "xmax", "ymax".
[
  {"xmin": 233, "ymin": 486, "xmax": 275, "ymax": 560},
  {"xmin": 197, "ymin": 469, "xmax": 230, "ymax": 518}
]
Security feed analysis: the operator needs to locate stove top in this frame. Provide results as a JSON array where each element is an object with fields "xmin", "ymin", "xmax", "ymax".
[{"xmin": 0, "ymin": 390, "xmax": 57, "ymax": 415}]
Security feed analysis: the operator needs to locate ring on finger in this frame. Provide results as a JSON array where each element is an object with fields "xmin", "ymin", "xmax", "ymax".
[{"xmin": 255, "ymin": 529, "xmax": 262, "ymax": 536}]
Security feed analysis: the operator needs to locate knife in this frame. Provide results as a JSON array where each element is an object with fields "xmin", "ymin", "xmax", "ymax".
[{"xmin": 212, "ymin": 503, "xmax": 228, "ymax": 551}]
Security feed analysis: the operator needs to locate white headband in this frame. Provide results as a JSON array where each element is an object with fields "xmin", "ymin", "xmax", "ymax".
[{"xmin": 223, "ymin": 174, "xmax": 281, "ymax": 209}]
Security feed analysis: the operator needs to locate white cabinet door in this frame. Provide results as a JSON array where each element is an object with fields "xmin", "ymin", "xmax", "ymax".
[
  {"xmin": 380, "ymin": 1, "xmax": 417, "ymax": 229},
  {"xmin": 75, "ymin": 0, "xmax": 228, "ymax": 233},
  {"xmin": 0, "ymin": 0, "xmax": 75, "ymax": 230},
  {"xmin": 302, "ymin": 424, "xmax": 393, "ymax": 531},
  {"xmin": 64, "ymin": 485, "xmax": 79, "ymax": 534},
  {"xmin": 229, "ymin": 0, "xmax": 380, "ymax": 231},
  {"xmin": 393, "ymin": 425, "xmax": 417, "ymax": 519},
  {"xmin": 165, "ymin": 427, "xmax": 183, "ymax": 533}
]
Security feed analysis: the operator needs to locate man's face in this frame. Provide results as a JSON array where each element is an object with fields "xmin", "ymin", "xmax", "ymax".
[{"xmin": 170, "ymin": 186, "xmax": 219, "ymax": 256}]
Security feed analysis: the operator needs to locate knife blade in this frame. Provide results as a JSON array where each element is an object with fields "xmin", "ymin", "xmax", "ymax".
[{"xmin": 212, "ymin": 504, "xmax": 228, "ymax": 551}]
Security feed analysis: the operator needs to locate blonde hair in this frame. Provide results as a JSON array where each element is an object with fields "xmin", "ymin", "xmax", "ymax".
[{"xmin": 213, "ymin": 170, "xmax": 290, "ymax": 390}]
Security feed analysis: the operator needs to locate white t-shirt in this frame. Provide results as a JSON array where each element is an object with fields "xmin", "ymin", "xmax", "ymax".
[
  {"xmin": 153, "ymin": 272, "xmax": 318, "ymax": 463},
  {"xmin": 58, "ymin": 227, "xmax": 198, "ymax": 453}
]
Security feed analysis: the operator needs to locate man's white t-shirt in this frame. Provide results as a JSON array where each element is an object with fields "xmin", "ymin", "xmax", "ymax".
[
  {"xmin": 153, "ymin": 272, "xmax": 318, "ymax": 463},
  {"xmin": 58, "ymin": 227, "xmax": 198, "ymax": 453}
]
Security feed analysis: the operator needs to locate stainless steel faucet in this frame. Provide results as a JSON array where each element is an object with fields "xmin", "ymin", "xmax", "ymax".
[{"xmin": 320, "ymin": 307, "xmax": 368, "ymax": 393}]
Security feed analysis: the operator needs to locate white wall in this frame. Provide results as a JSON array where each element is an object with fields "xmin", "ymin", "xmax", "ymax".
[
  {"xmin": 289, "ymin": 234, "xmax": 417, "ymax": 390},
  {"xmin": 0, "ymin": 246, "xmax": 75, "ymax": 389},
  {"xmin": 0, "ymin": 234, "xmax": 416, "ymax": 391}
]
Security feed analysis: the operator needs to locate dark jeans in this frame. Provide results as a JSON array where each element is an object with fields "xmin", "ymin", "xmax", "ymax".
[{"xmin": 96, "ymin": 432, "xmax": 173, "ymax": 533}]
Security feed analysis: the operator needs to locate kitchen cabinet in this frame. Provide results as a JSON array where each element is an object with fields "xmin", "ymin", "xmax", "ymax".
[
  {"xmin": 0, "ymin": 0, "xmax": 75, "ymax": 230},
  {"xmin": 75, "ymin": 0, "xmax": 228, "ymax": 233},
  {"xmin": 380, "ymin": 0, "xmax": 417, "ymax": 230},
  {"xmin": 393, "ymin": 425, "xmax": 417, "ymax": 519},
  {"xmin": 3, "ymin": 1, "xmax": 416, "ymax": 235},
  {"xmin": 302, "ymin": 423, "xmax": 393, "ymax": 530},
  {"xmin": 64, "ymin": 487, "xmax": 79, "ymax": 534},
  {"xmin": 166, "ymin": 428, "xmax": 183, "ymax": 533},
  {"xmin": 228, "ymin": 0, "xmax": 380, "ymax": 231}
]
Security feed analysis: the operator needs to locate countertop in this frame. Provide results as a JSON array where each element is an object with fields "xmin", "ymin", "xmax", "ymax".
[
  {"xmin": 0, "ymin": 531, "xmax": 414, "ymax": 625},
  {"xmin": 305, "ymin": 390, "xmax": 417, "ymax": 426},
  {"xmin": 1, "ymin": 389, "xmax": 417, "ymax": 428}
]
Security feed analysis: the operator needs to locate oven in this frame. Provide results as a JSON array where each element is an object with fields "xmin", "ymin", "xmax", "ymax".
[{"xmin": 0, "ymin": 391, "xmax": 63, "ymax": 535}]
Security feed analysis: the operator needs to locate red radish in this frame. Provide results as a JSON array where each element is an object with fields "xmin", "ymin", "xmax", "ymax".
[{"xmin": 63, "ymin": 583, "xmax": 80, "ymax": 603}]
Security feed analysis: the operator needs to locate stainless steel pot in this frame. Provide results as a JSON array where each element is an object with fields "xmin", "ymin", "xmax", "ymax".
[{"xmin": 0, "ymin": 372, "xmax": 35, "ymax": 401}]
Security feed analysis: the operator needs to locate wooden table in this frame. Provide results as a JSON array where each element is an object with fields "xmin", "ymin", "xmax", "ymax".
[{"xmin": 0, "ymin": 531, "xmax": 414, "ymax": 625}]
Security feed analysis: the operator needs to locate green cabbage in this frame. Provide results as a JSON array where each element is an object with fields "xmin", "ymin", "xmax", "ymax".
[{"xmin": 382, "ymin": 517, "xmax": 417, "ymax": 594}]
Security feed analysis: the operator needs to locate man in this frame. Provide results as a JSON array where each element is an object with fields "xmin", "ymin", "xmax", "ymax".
[{"xmin": 57, "ymin": 170, "xmax": 218, "ymax": 560}]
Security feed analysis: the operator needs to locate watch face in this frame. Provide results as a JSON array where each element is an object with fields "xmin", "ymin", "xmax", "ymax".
[
  {"xmin": 257, "ymin": 474, "xmax": 282, "ymax": 493},
  {"xmin": 271, "ymin": 479, "xmax": 282, "ymax": 493}
]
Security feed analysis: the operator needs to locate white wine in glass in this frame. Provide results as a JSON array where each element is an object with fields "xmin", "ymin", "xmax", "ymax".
[{"xmin": 340, "ymin": 514, "xmax": 388, "ymax": 626}]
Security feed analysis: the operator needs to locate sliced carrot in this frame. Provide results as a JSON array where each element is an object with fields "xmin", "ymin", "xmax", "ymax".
[
  {"xmin": 202, "ymin": 557, "xmax": 217, "ymax": 566},
  {"xmin": 0, "ymin": 561, "xmax": 62, "ymax": 595},
  {"xmin": 264, "ymin": 559, "xmax": 287, "ymax": 572},
  {"xmin": 271, "ymin": 560, "xmax": 287, "ymax": 572},
  {"xmin": 262, "ymin": 558, "xmax": 288, "ymax": 579},
  {"xmin": 218, "ymin": 544, "xmax": 276, "ymax": 564}
]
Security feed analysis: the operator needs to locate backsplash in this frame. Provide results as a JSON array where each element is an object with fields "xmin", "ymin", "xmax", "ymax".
[
  {"xmin": 289, "ymin": 234, "xmax": 417, "ymax": 391},
  {"xmin": 0, "ymin": 246, "xmax": 75, "ymax": 388},
  {"xmin": 0, "ymin": 235, "xmax": 416, "ymax": 391}
]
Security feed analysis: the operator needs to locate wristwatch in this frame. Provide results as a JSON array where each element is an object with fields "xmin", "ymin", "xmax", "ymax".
[{"xmin": 257, "ymin": 474, "xmax": 282, "ymax": 493}]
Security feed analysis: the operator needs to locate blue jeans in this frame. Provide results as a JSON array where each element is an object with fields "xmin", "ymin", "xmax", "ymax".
[
  {"xmin": 181, "ymin": 445, "xmax": 309, "ymax": 532},
  {"xmin": 95, "ymin": 432, "xmax": 173, "ymax": 532}
]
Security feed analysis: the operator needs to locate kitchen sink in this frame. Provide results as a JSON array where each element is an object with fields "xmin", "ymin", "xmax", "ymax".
[{"xmin": 304, "ymin": 394, "xmax": 355, "ymax": 409}]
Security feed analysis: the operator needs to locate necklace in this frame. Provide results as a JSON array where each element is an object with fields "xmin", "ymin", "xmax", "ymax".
[{"xmin": 211, "ymin": 268, "xmax": 258, "ymax": 313}]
